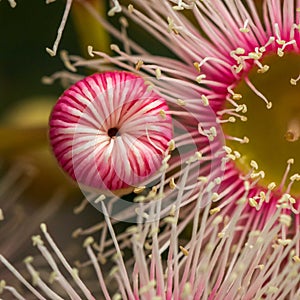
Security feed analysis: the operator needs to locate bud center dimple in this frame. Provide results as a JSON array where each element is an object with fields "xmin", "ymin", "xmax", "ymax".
[{"xmin": 108, "ymin": 127, "xmax": 119, "ymax": 138}]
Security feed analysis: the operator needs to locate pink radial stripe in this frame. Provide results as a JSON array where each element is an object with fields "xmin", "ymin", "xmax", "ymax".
[{"xmin": 49, "ymin": 71, "xmax": 173, "ymax": 191}]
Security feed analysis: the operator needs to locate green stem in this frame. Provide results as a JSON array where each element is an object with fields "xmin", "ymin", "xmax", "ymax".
[{"xmin": 72, "ymin": 0, "xmax": 111, "ymax": 57}]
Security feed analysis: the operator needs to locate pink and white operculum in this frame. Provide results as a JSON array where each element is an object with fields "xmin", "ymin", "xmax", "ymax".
[{"xmin": 49, "ymin": 71, "xmax": 173, "ymax": 194}]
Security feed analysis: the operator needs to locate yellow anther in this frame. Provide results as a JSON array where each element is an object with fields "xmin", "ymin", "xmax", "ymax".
[
  {"xmin": 168, "ymin": 140, "xmax": 176, "ymax": 151},
  {"xmin": 196, "ymin": 74, "xmax": 206, "ymax": 83},
  {"xmin": 235, "ymin": 47, "xmax": 245, "ymax": 55},
  {"xmin": 169, "ymin": 177, "xmax": 176, "ymax": 189},
  {"xmin": 212, "ymin": 215, "xmax": 223, "ymax": 225},
  {"xmin": 234, "ymin": 64, "xmax": 244, "ymax": 74},
  {"xmin": 250, "ymin": 160, "xmax": 259, "ymax": 170},
  {"xmin": 211, "ymin": 193, "xmax": 219, "ymax": 201},
  {"xmin": 292, "ymin": 256, "xmax": 300, "ymax": 263},
  {"xmin": 83, "ymin": 236, "xmax": 94, "ymax": 248},
  {"xmin": 240, "ymin": 27, "xmax": 250, "ymax": 33},
  {"xmin": 257, "ymin": 264, "xmax": 265, "ymax": 270},
  {"xmin": 135, "ymin": 59, "xmax": 143, "ymax": 70},
  {"xmin": 257, "ymin": 65, "xmax": 270, "ymax": 74},
  {"xmin": 110, "ymin": 44, "xmax": 120, "ymax": 52},
  {"xmin": 133, "ymin": 186, "xmax": 146, "ymax": 194},
  {"xmin": 259, "ymin": 191, "xmax": 266, "ymax": 201},
  {"xmin": 177, "ymin": 98, "xmax": 186, "ymax": 106},
  {"xmin": 155, "ymin": 68, "xmax": 162, "ymax": 79},
  {"xmin": 277, "ymin": 239, "xmax": 292, "ymax": 246},
  {"xmin": 243, "ymin": 136, "xmax": 250, "ymax": 143},
  {"xmin": 209, "ymin": 207, "xmax": 220, "ymax": 215},
  {"xmin": 268, "ymin": 182, "xmax": 276, "ymax": 190},
  {"xmin": 198, "ymin": 176, "xmax": 208, "ymax": 183},
  {"xmin": 179, "ymin": 245, "xmax": 189, "ymax": 256},
  {"xmin": 193, "ymin": 62, "xmax": 201, "ymax": 72},
  {"xmin": 223, "ymin": 146, "xmax": 232, "ymax": 154},
  {"xmin": 266, "ymin": 102, "xmax": 273, "ymax": 109},
  {"xmin": 128, "ymin": 4, "xmax": 134, "ymax": 13},
  {"xmin": 277, "ymin": 48, "xmax": 284, "ymax": 57},
  {"xmin": 249, "ymin": 52, "xmax": 262, "ymax": 60},
  {"xmin": 267, "ymin": 286, "xmax": 279, "ymax": 294},
  {"xmin": 279, "ymin": 214, "xmax": 292, "ymax": 227},
  {"xmin": 290, "ymin": 174, "xmax": 300, "ymax": 181},
  {"xmin": 87, "ymin": 45, "xmax": 94, "ymax": 57},
  {"xmin": 249, "ymin": 197, "xmax": 258, "ymax": 208},
  {"xmin": 232, "ymin": 93, "xmax": 242, "ymax": 101},
  {"xmin": 201, "ymin": 95, "xmax": 209, "ymax": 106},
  {"xmin": 290, "ymin": 78, "xmax": 297, "ymax": 85},
  {"xmin": 234, "ymin": 151, "xmax": 241, "ymax": 159},
  {"xmin": 159, "ymin": 110, "xmax": 167, "ymax": 119}
]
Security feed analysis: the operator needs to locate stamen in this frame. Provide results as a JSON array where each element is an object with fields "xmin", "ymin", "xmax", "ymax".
[
  {"xmin": 290, "ymin": 23, "xmax": 300, "ymax": 41},
  {"xmin": 256, "ymin": 61, "xmax": 270, "ymax": 74},
  {"xmin": 2, "ymin": 283, "xmax": 26, "ymax": 300},
  {"xmin": 198, "ymin": 124, "xmax": 217, "ymax": 141},
  {"xmin": 232, "ymin": 63, "xmax": 244, "ymax": 74},
  {"xmin": 60, "ymin": 50, "xmax": 77, "ymax": 72},
  {"xmin": 198, "ymin": 56, "xmax": 232, "ymax": 69},
  {"xmin": 239, "ymin": 19, "xmax": 250, "ymax": 33},
  {"xmin": 128, "ymin": 3, "xmax": 134, "ymax": 13},
  {"xmin": 217, "ymin": 117, "xmax": 236, "ymax": 124},
  {"xmin": 193, "ymin": 62, "xmax": 201, "ymax": 72},
  {"xmin": 274, "ymin": 23, "xmax": 284, "ymax": 45},
  {"xmin": 108, "ymin": 0, "xmax": 121, "ymax": 17},
  {"xmin": 135, "ymin": 59, "xmax": 144, "ymax": 70},
  {"xmin": 84, "ymin": 238, "xmax": 111, "ymax": 299},
  {"xmin": 225, "ymin": 135, "xmax": 249, "ymax": 144},
  {"xmin": 285, "ymin": 173, "xmax": 300, "ymax": 195},
  {"xmin": 196, "ymin": 74, "xmax": 207, "ymax": 83},
  {"xmin": 280, "ymin": 159, "xmax": 294, "ymax": 189},
  {"xmin": 119, "ymin": 17, "xmax": 130, "ymax": 55},
  {"xmin": 172, "ymin": 0, "xmax": 194, "ymax": 10},
  {"xmin": 46, "ymin": 0, "xmax": 73, "ymax": 56},
  {"xmin": 201, "ymin": 95, "xmax": 209, "ymax": 106},
  {"xmin": 87, "ymin": 45, "xmax": 94, "ymax": 57},
  {"xmin": 167, "ymin": 17, "xmax": 179, "ymax": 34},
  {"xmin": 290, "ymin": 74, "xmax": 300, "ymax": 85},
  {"xmin": 244, "ymin": 77, "xmax": 272, "ymax": 109},
  {"xmin": 7, "ymin": 0, "xmax": 16, "ymax": 7},
  {"xmin": 281, "ymin": 40, "xmax": 296, "ymax": 52},
  {"xmin": 0, "ymin": 255, "xmax": 47, "ymax": 299},
  {"xmin": 259, "ymin": 36, "xmax": 275, "ymax": 53}
]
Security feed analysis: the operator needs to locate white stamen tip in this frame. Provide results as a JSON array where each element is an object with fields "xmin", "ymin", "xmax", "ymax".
[
  {"xmin": 46, "ymin": 47, "xmax": 56, "ymax": 57},
  {"xmin": 40, "ymin": 223, "xmax": 47, "ymax": 233},
  {"xmin": 87, "ymin": 45, "xmax": 94, "ymax": 57}
]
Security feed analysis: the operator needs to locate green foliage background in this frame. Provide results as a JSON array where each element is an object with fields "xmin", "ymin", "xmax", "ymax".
[{"xmin": 0, "ymin": 0, "xmax": 80, "ymax": 116}]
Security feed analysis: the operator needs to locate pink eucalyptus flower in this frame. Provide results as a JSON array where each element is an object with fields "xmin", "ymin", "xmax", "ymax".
[
  {"xmin": 60, "ymin": 0, "xmax": 300, "ymax": 239},
  {"xmin": 43, "ymin": 0, "xmax": 300, "ymax": 268},
  {"xmin": 44, "ymin": 0, "xmax": 300, "ymax": 296},
  {"xmin": 2, "ymin": 1, "xmax": 300, "ymax": 299}
]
